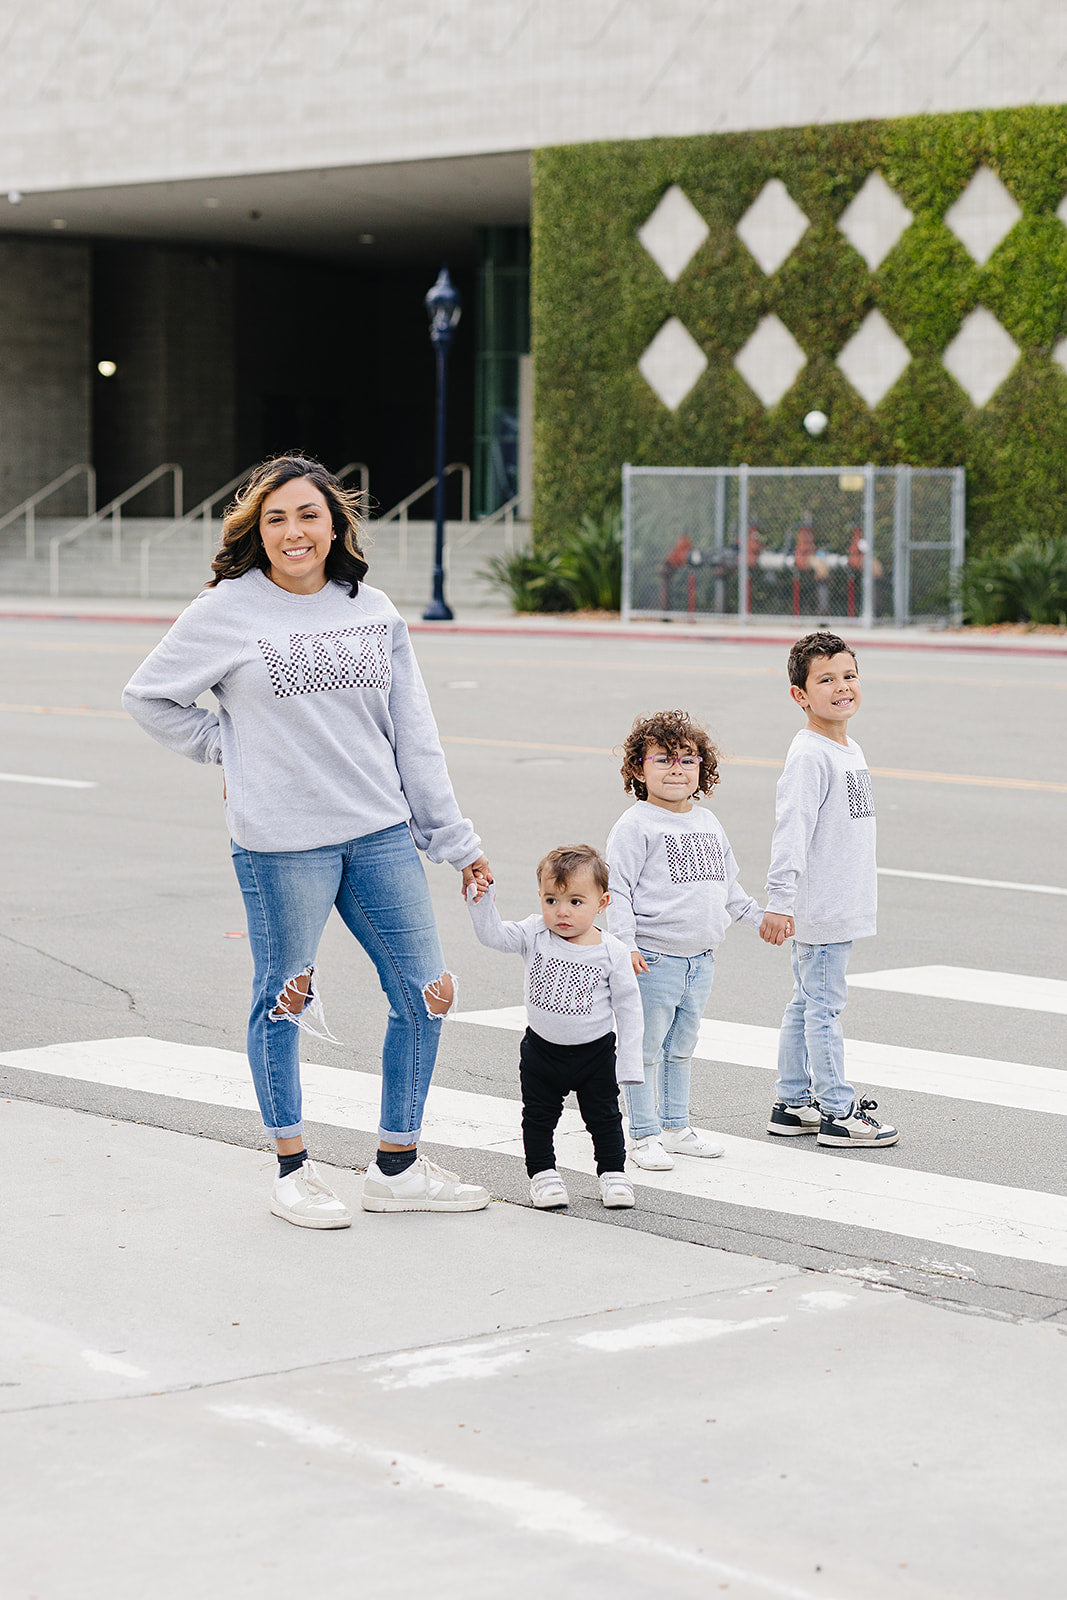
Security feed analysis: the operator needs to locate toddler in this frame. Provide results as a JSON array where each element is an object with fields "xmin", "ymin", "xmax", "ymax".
[
  {"xmin": 467, "ymin": 845, "xmax": 642, "ymax": 1209},
  {"xmin": 606, "ymin": 710, "xmax": 763, "ymax": 1170}
]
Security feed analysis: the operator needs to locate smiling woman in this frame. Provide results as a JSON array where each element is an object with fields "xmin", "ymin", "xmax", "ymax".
[{"xmin": 121, "ymin": 454, "xmax": 493, "ymax": 1231}]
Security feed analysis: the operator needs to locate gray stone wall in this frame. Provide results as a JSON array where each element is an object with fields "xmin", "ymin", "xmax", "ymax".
[{"xmin": 0, "ymin": 238, "xmax": 90, "ymax": 514}]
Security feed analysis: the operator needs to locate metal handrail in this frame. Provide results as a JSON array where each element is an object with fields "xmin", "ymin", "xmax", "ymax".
[
  {"xmin": 0, "ymin": 464, "xmax": 96, "ymax": 559},
  {"xmin": 449, "ymin": 492, "xmax": 524, "ymax": 556},
  {"xmin": 138, "ymin": 466, "xmax": 257, "ymax": 598},
  {"xmin": 336, "ymin": 461, "xmax": 371, "ymax": 502},
  {"xmin": 49, "ymin": 463, "xmax": 183, "ymax": 596},
  {"xmin": 376, "ymin": 463, "xmax": 470, "ymax": 526}
]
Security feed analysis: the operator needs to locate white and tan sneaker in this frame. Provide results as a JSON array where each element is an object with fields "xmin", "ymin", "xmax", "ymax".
[
  {"xmin": 361, "ymin": 1156, "xmax": 490, "ymax": 1212},
  {"xmin": 599, "ymin": 1171, "xmax": 636, "ymax": 1208},
  {"xmin": 817, "ymin": 1098, "xmax": 899, "ymax": 1148},
  {"xmin": 628, "ymin": 1135, "xmax": 675, "ymax": 1171},
  {"xmin": 270, "ymin": 1160, "xmax": 352, "ymax": 1229},
  {"xmin": 661, "ymin": 1126, "xmax": 725, "ymax": 1159},
  {"xmin": 529, "ymin": 1169, "xmax": 569, "ymax": 1208}
]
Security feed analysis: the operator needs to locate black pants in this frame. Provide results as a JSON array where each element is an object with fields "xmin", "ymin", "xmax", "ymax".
[{"xmin": 519, "ymin": 1027, "xmax": 625, "ymax": 1177}]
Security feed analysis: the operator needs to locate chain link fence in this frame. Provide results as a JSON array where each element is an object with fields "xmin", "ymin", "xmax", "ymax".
[{"xmin": 621, "ymin": 464, "xmax": 965, "ymax": 626}]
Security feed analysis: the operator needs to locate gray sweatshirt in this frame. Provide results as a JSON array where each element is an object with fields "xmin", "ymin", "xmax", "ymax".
[
  {"xmin": 764, "ymin": 729, "xmax": 877, "ymax": 944},
  {"xmin": 467, "ymin": 885, "xmax": 644, "ymax": 1084},
  {"xmin": 605, "ymin": 801, "xmax": 763, "ymax": 956},
  {"xmin": 121, "ymin": 570, "xmax": 481, "ymax": 864}
]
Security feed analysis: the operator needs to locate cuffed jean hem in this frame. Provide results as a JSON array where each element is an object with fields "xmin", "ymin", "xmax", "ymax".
[
  {"xmin": 378, "ymin": 1124, "xmax": 422, "ymax": 1144},
  {"xmin": 264, "ymin": 1120, "xmax": 304, "ymax": 1140}
]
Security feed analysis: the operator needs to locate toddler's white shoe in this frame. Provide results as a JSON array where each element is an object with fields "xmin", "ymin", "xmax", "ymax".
[
  {"xmin": 660, "ymin": 1125, "xmax": 725, "ymax": 1159},
  {"xmin": 529, "ymin": 1168, "xmax": 569, "ymax": 1208},
  {"xmin": 628, "ymin": 1135, "xmax": 675, "ymax": 1171},
  {"xmin": 270, "ymin": 1160, "xmax": 352, "ymax": 1229},
  {"xmin": 599, "ymin": 1171, "xmax": 635, "ymax": 1208}
]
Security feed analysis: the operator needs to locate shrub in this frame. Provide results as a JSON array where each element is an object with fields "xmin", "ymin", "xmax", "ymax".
[
  {"xmin": 958, "ymin": 534, "xmax": 1067, "ymax": 624},
  {"xmin": 479, "ymin": 548, "xmax": 576, "ymax": 612},
  {"xmin": 481, "ymin": 510, "xmax": 622, "ymax": 613}
]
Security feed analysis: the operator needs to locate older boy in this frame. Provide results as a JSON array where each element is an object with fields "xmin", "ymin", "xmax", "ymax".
[{"xmin": 760, "ymin": 632, "xmax": 899, "ymax": 1148}]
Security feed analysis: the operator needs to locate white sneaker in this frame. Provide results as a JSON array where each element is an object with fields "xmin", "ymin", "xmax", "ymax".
[
  {"xmin": 529, "ymin": 1169, "xmax": 569, "ymax": 1208},
  {"xmin": 270, "ymin": 1160, "xmax": 352, "ymax": 1229},
  {"xmin": 360, "ymin": 1155, "xmax": 491, "ymax": 1212},
  {"xmin": 660, "ymin": 1125, "xmax": 725, "ymax": 1159},
  {"xmin": 599, "ymin": 1171, "xmax": 635, "ymax": 1208},
  {"xmin": 628, "ymin": 1135, "xmax": 675, "ymax": 1171}
]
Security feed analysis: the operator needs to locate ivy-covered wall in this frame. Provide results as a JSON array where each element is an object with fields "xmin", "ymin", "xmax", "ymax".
[{"xmin": 531, "ymin": 108, "xmax": 1067, "ymax": 555}]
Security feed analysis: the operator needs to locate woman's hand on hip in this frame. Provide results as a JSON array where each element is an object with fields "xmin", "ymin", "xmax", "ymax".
[{"xmin": 462, "ymin": 856, "xmax": 493, "ymax": 902}]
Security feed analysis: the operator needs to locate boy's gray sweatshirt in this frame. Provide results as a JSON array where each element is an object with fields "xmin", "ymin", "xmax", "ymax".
[
  {"xmin": 605, "ymin": 800, "xmax": 762, "ymax": 956},
  {"xmin": 764, "ymin": 729, "xmax": 877, "ymax": 944},
  {"xmin": 121, "ymin": 570, "xmax": 481, "ymax": 864},
  {"xmin": 466, "ymin": 885, "xmax": 644, "ymax": 1084}
]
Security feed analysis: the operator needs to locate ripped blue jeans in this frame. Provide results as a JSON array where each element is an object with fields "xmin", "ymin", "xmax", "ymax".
[{"xmin": 231, "ymin": 823, "xmax": 450, "ymax": 1142}]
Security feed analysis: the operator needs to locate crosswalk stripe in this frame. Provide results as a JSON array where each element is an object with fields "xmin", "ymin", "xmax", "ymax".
[
  {"xmin": 847, "ymin": 965, "xmax": 1067, "ymax": 1014},
  {"xmin": 453, "ymin": 1006, "xmax": 1067, "ymax": 1118},
  {"xmin": 3, "ymin": 1036, "xmax": 1067, "ymax": 1267}
]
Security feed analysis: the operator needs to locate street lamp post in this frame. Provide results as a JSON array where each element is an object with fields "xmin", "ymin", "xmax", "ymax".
[{"xmin": 423, "ymin": 265, "xmax": 462, "ymax": 621}]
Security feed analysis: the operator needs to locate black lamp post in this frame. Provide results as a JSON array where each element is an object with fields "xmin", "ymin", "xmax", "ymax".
[{"xmin": 422, "ymin": 265, "xmax": 462, "ymax": 621}]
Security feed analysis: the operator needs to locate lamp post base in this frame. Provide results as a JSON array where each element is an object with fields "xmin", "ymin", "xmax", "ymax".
[{"xmin": 421, "ymin": 596, "xmax": 454, "ymax": 622}]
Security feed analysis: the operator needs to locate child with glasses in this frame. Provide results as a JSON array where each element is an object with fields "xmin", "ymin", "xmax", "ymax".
[{"xmin": 605, "ymin": 710, "xmax": 765, "ymax": 1171}]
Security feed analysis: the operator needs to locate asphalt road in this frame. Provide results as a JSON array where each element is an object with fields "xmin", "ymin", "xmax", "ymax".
[{"xmin": 2, "ymin": 615, "xmax": 1065, "ymax": 1321}]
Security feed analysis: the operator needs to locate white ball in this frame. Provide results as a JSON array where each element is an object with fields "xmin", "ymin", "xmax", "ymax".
[{"xmin": 803, "ymin": 410, "xmax": 829, "ymax": 436}]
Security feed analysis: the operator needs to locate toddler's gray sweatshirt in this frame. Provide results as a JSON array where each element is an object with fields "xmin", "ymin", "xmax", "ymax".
[
  {"xmin": 605, "ymin": 800, "xmax": 762, "ymax": 956},
  {"xmin": 764, "ymin": 729, "xmax": 877, "ymax": 944},
  {"xmin": 467, "ymin": 885, "xmax": 644, "ymax": 1084},
  {"xmin": 121, "ymin": 570, "xmax": 481, "ymax": 864}
]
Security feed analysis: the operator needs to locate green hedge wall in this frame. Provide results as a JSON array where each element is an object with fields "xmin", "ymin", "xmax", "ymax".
[{"xmin": 531, "ymin": 108, "xmax": 1067, "ymax": 555}]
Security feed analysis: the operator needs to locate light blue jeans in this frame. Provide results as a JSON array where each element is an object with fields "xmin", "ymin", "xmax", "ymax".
[
  {"xmin": 231, "ymin": 823, "xmax": 449, "ymax": 1142},
  {"xmin": 775, "ymin": 940, "xmax": 856, "ymax": 1118},
  {"xmin": 624, "ymin": 948, "xmax": 716, "ymax": 1141}
]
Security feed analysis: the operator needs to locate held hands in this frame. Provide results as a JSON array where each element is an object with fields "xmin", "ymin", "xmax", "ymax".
[
  {"xmin": 760, "ymin": 912, "xmax": 794, "ymax": 945},
  {"xmin": 462, "ymin": 855, "xmax": 494, "ymax": 902},
  {"xmin": 630, "ymin": 949, "xmax": 650, "ymax": 975}
]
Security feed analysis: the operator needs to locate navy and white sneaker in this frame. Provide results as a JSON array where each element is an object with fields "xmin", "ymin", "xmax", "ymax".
[
  {"xmin": 767, "ymin": 1101, "xmax": 822, "ymax": 1137},
  {"xmin": 817, "ymin": 1097, "xmax": 899, "ymax": 1148}
]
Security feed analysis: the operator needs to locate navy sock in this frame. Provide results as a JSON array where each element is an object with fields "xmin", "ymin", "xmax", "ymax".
[
  {"xmin": 377, "ymin": 1148, "xmax": 418, "ymax": 1177},
  {"xmin": 278, "ymin": 1149, "xmax": 308, "ymax": 1179}
]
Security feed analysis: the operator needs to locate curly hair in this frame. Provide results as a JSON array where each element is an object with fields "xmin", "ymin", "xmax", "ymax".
[
  {"xmin": 536, "ymin": 845, "xmax": 609, "ymax": 896},
  {"xmin": 619, "ymin": 710, "xmax": 721, "ymax": 801},
  {"xmin": 207, "ymin": 454, "xmax": 368, "ymax": 595},
  {"xmin": 787, "ymin": 631, "xmax": 857, "ymax": 688}
]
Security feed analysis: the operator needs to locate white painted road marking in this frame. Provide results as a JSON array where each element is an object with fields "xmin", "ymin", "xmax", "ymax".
[
  {"xmin": 879, "ymin": 867, "xmax": 1067, "ymax": 896},
  {"xmin": 454, "ymin": 1006, "xmax": 1067, "ymax": 1117},
  {"xmin": 4, "ymin": 1036, "xmax": 1067, "ymax": 1265},
  {"xmin": 0, "ymin": 771, "xmax": 96, "ymax": 788},
  {"xmin": 847, "ymin": 965, "xmax": 1067, "ymax": 1014}
]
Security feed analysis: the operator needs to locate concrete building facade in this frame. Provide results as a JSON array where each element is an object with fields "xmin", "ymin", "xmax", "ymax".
[{"xmin": 1, "ymin": 2, "xmax": 1065, "ymax": 524}]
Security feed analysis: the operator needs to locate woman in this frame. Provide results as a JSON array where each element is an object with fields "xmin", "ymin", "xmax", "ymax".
[{"xmin": 123, "ymin": 454, "xmax": 492, "ymax": 1229}]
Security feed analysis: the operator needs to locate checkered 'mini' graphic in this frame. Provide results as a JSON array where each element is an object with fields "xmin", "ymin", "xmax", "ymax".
[
  {"xmin": 664, "ymin": 831, "xmax": 726, "ymax": 884},
  {"xmin": 847, "ymin": 768, "xmax": 875, "ymax": 819},
  {"xmin": 527, "ymin": 952, "xmax": 600, "ymax": 1016},
  {"xmin": 257, "ymin": 624, "xmax": 390, "ymax": 699}
]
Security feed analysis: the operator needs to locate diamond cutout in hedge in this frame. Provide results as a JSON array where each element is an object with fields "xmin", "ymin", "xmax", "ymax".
[
  {"xmin": 942, "ymin": 306, "xmax": 1020, "ymax": 407},
  {"xmin": 638, "ymin": 317, "xmax": 708, "ymax": 410},
  {"xmin": 836, "ymin": 310, "xmax": 912, "ymax": 407},
  {"xmin": 736, "ymin": 180, "xmax": 810, "ymax": 275},
  {"xmin": 1053, "ymin": 336, "xmax": 1067, "ymax": 376},
  {"xmin": 837, "ymin": 172, "xmax": 913, "ymax": 271},
  {"xmin": 945, "ymin": 168, "xmax": 1022, "ymax": 267},
  {"xmin": 638, "ymin": 185, "xmax": 710, "ymax": 283},
  {"xmin": 733, "ymin": 314, "xmax": 806, "ymax": 406}
]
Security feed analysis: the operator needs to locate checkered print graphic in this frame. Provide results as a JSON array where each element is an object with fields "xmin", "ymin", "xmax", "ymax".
[
  {"xmin": 846, "ymin": 768, "xmax": 875, "ymax": 819},
  {"xmin": 257, "ymin": 624, "xmax": 390, "ymax": 699},
  {"xmin": 664, "ymin": 831, "xmax": 726, "ymax": 884},
  {"xmin": 527, "ymin": 952, "xmax": 600, "ymax": 1015}
]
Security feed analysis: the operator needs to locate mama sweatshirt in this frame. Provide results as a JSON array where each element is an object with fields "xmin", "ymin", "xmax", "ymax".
[{"xmin": 121, "ymin": 570, "xmax": 481, "ymax": 864}]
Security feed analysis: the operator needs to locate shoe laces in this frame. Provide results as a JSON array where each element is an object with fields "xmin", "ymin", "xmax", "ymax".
[{"xmin": 855, "ymin": 1096, "xmax": 881, "ymax": 1126}]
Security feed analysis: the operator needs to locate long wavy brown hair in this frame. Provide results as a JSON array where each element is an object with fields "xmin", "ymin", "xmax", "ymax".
[
  {"xmin": 207, "ymin": 455, "xmax": 368, "ymax": 595},
  {"xmin": 619, "ymin": 709, "xmax": 722, "ymax": 801}
]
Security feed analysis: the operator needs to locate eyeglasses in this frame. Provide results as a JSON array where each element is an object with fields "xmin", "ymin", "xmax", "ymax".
[{"xmin": 644, "ymin": 755, "xmax": 701, "ymax": 769}]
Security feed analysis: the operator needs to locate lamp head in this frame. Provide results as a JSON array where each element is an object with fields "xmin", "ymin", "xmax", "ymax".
[{"xmin": 426, "ymin": 265, "xmax": 462, "ymax": 347}]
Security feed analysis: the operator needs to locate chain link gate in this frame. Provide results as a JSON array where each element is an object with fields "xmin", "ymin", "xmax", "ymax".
[{"xmin": 621, "ymin": 464, "xmax": 965, "ymax": 627}]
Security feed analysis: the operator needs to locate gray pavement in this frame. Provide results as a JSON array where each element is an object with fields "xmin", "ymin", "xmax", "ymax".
[{"xmin": 2, "ymin": 608, "xmax": 1066, "ymax": 1597}]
